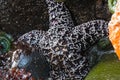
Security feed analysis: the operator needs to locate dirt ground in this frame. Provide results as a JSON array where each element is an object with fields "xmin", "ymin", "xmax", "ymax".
[{"xmin": 0, "ymin": 0, "xmax": 111, "ymax": 40}]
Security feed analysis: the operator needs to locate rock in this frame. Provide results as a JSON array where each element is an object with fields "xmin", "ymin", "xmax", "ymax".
[
  {"xmin": 85, "ymin": 37, "xmax": 114, "ymax": 68},
  {"xmin": 0, "ymin": 0, "xmax": 111, "ymax": 39},
  {"xmin": 95, "ymin": 0, "xmax": 111, "ymax": 20},
  {"xmin": 85, "ymin": 53, "xmax": 120, "ymax": 80},
  {"xmin": 97, "ymin": 37, "xmax": 113, "ymax": 51}
]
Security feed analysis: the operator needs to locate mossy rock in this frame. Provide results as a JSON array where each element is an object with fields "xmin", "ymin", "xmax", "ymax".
[{"xmin": 85, "ymin": 53, "xmax": 120, "ymax": 80}]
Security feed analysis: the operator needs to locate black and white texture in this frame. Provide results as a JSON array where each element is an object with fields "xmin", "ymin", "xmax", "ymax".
[{"xmin": 11, "ymin": 0, "xmax": 108, "ymax": 80}]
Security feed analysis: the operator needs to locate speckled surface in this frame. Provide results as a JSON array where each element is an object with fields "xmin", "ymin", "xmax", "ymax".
[{"xmin": 0, "ymin": 0, "xmax": 111, "ymax": 39}]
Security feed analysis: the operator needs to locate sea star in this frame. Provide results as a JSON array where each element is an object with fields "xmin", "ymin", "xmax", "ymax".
[{"xmin": 9, "ymin": 0, "xmax": 108, "ymax": 79}]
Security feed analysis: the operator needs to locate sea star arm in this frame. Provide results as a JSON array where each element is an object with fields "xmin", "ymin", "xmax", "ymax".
[
  {"xmin": 72, "ymin": 20, "xmax": 108, "ymax": 51},
  {"xmin": 45, "ymin": 0, "xmax": 74, "ymax": 28},
  {"xmin": 9, "ymin": 1, "xmax": 109, "ymax": 80},
  {"xmin": 47, "ymin": 20, "xmax": 109, "ymax": 79},
  {"xmin": 17, "ymin": 30, "xmax": 45, "ymax": 47}
]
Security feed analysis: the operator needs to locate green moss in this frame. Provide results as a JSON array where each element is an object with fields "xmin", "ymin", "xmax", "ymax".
[{"xmin": 85, "ymin": 53, "xmax": 120, "ymax": 80}]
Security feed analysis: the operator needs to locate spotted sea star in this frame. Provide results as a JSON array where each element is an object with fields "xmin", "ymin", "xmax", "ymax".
[{"xmin": 10, "ymin": 0, "xmax": 108, "ymax": 79}]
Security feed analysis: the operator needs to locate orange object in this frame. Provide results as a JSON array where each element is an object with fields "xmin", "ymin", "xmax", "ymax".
[{"xmin": 109, "ymin": 0, "xmax": 120, "ymax": 59}]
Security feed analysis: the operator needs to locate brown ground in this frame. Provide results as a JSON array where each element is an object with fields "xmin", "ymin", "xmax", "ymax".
[{"xmin": 0, "ymin": 0, "xmax": 111, "ymax": 40}]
